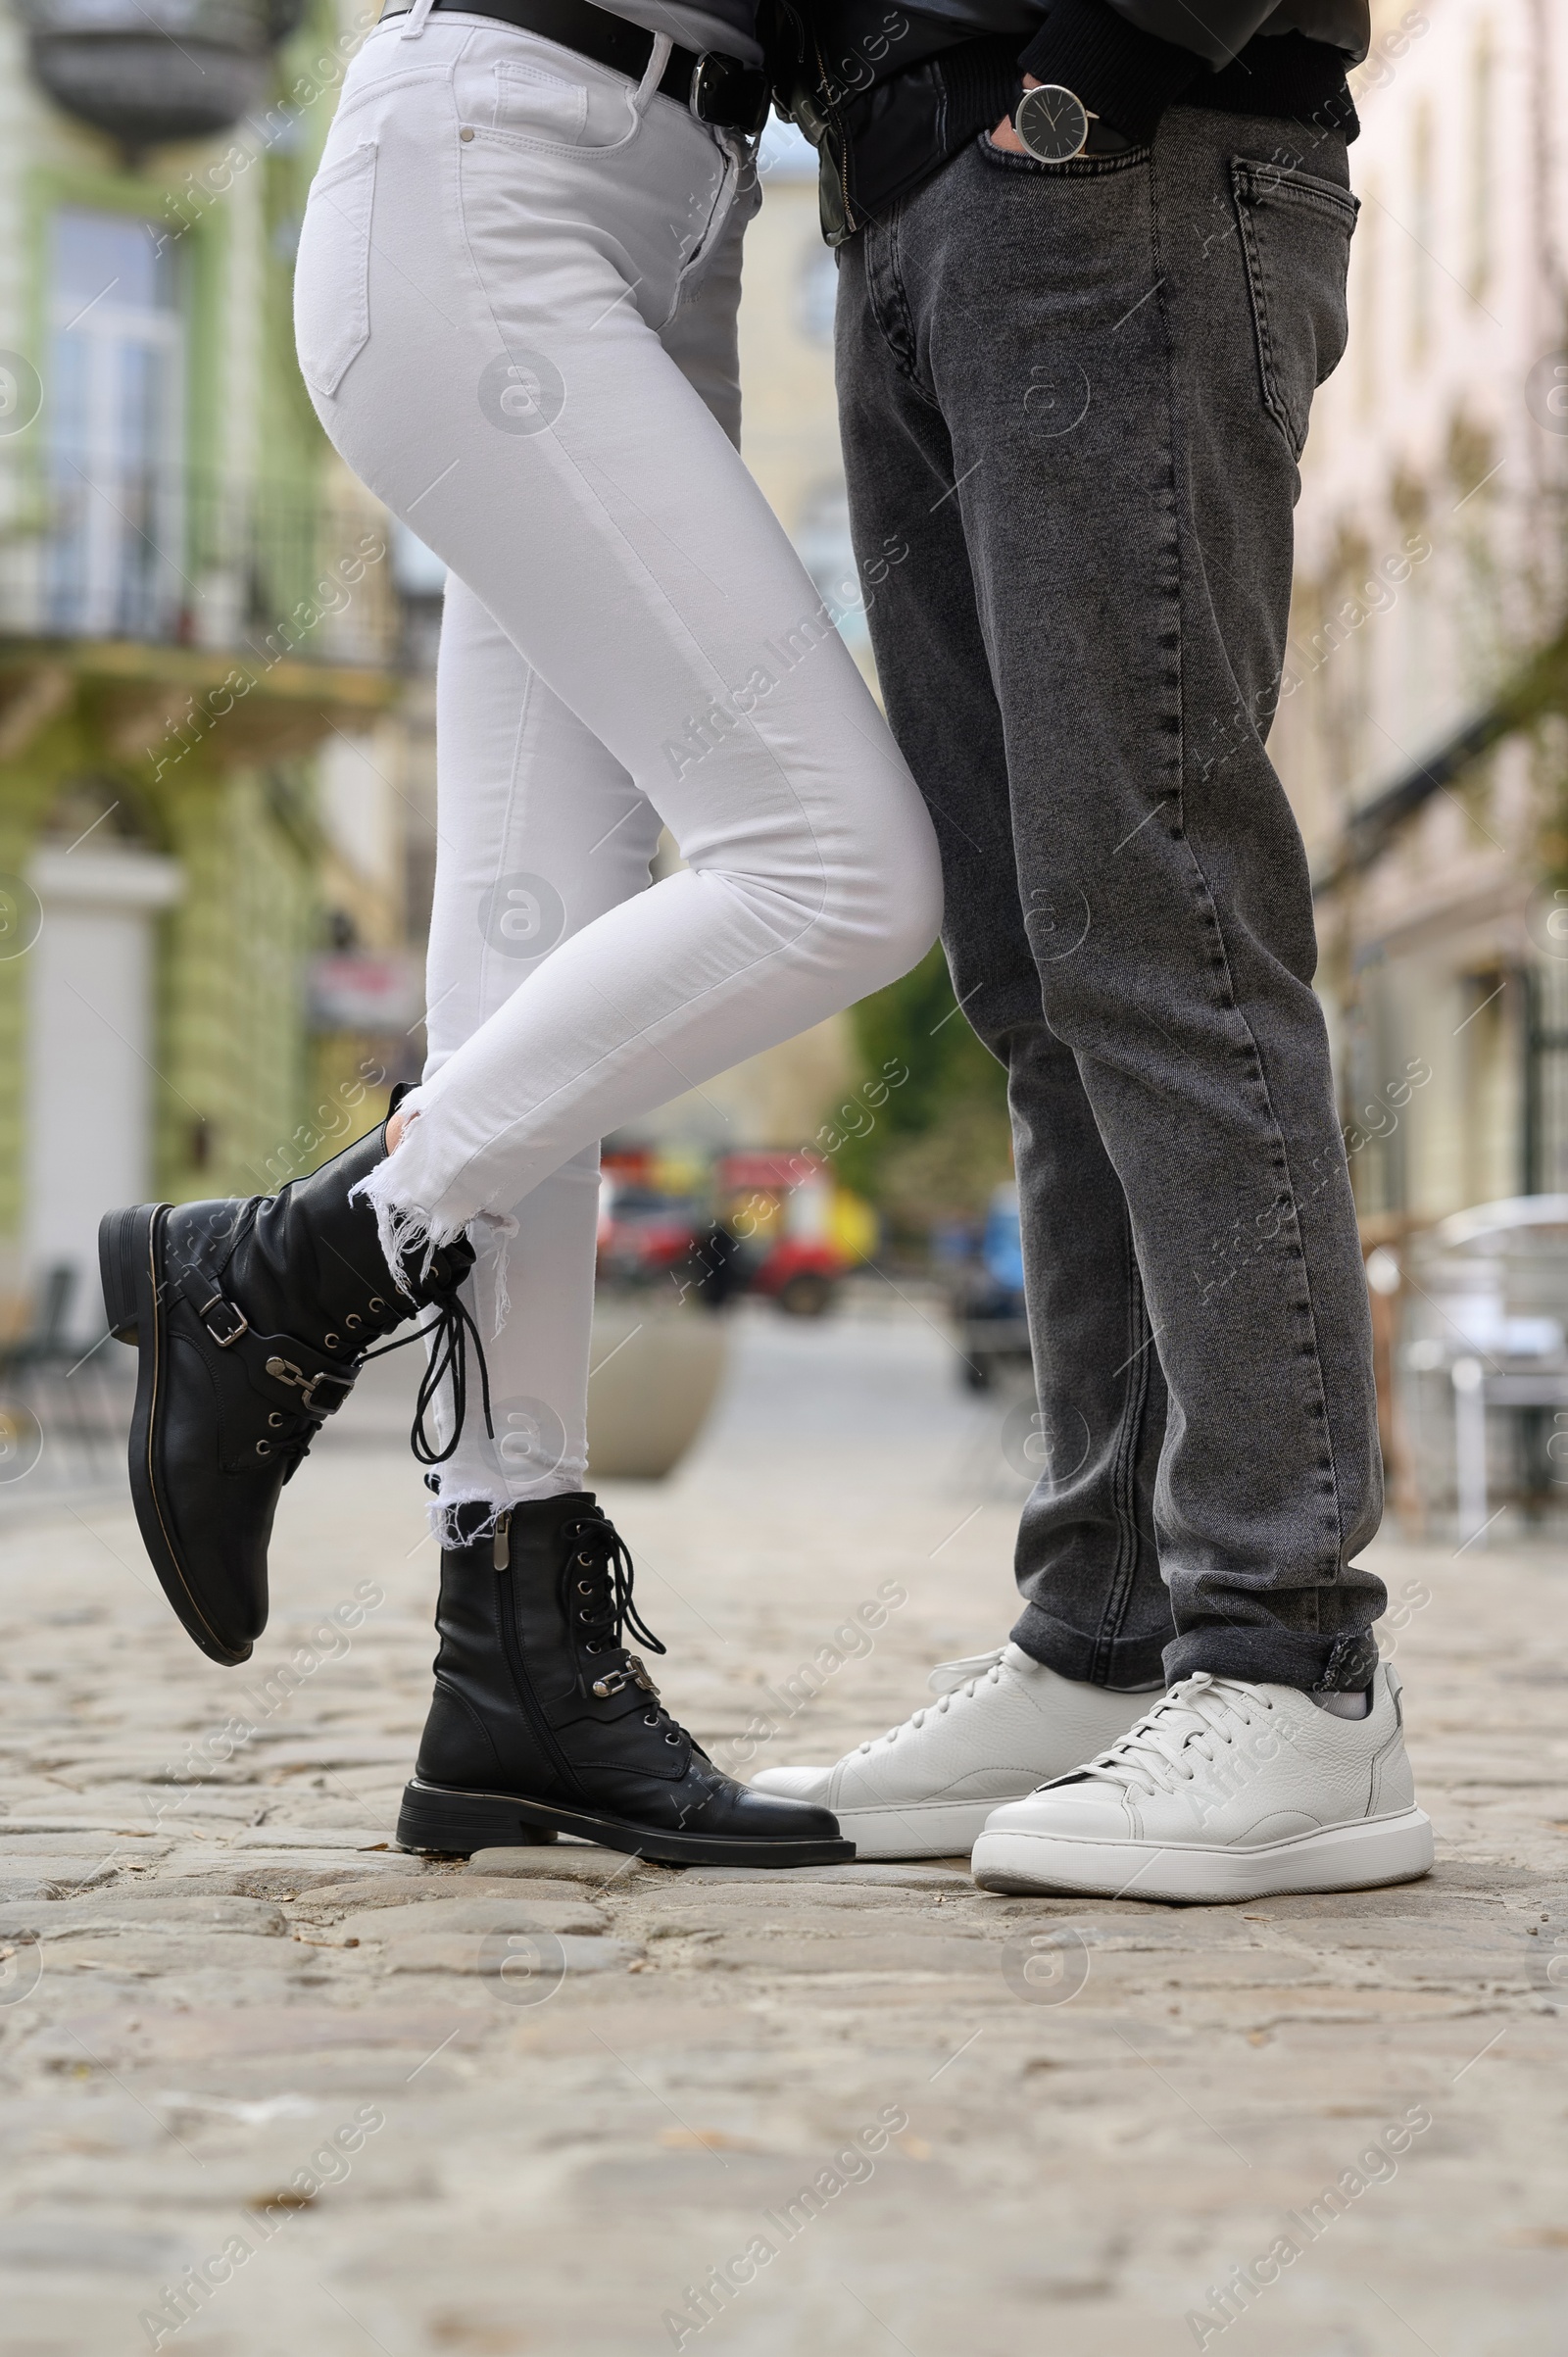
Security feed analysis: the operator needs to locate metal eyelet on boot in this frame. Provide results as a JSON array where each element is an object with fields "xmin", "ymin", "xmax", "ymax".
[
  {"xmin": 368, "ymin": 1297, "xmax": 384, "ymax": 1311},
  {"xmin": 346, "ymin": 1314, "xmax": 362, "ymax": 1331},
  {"xmin": 324, "ymin": 1332, "xmax": 340, "ymax": 1350},
  {"xmin": 268, "ymin": 1412, "xmax": 283, "ymax": 1429},
  {"xmin": 256, "ymin": 1439, "xmax": 271, "ymax": 1456},
  {"xmin": 663, "ymin": 1731, "xmax": 681, "ymax": 1745},
  {"xmin": 643, "ymin": 1711, "xmax": 660, "ymax": 1727}
]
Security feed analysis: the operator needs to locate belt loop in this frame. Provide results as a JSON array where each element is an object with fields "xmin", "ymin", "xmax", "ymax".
[
  {"xmin": 635, "ymin": 30, "xmax": 672, "ymax": 106},
  {"xmin": 402, "ymin": 0, "xmax": 438, "ymax": 37}
]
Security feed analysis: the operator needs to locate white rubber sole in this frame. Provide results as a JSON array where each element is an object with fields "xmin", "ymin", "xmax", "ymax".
[
  {"xmin": 823, "ymin": 1795, "xmax": 1029, "ymax": 1860},
  {"xmin": 970, "ymin": 1806, "xmax": 1435, "ymax": 1903}
]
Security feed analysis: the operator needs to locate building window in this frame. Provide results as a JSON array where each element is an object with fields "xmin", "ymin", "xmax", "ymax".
[
  {"xmin": 1524, "ymin": 961, "xmax": 1568, "ymax": 1194},
  {"xmin": 1408, "ymin": 98, "xmax": 1434, "ymax": 363},
  {"xmin": 46, "ymin": 209, "xmax": 184, "ymax": 640},
  {"xmin": 1467, "ymin": 24, "xmax": 1494, "ymax": 303}
]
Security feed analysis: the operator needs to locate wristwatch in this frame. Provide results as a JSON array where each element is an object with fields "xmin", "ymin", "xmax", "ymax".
[{"xmin": 1014, "ymin": 81, "xmax": 1099, "ymax": 162}]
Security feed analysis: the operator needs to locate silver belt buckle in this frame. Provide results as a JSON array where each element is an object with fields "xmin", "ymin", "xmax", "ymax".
[{"xmin": 688, "ymin": 52, "xmax": 717, "ymax": 123}]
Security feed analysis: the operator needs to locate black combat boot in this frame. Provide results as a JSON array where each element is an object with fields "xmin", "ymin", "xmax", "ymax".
[
  {"xmin": 398, "ymin": 1496, "xmax": 855, "ymax": 1866},
  {"xmin": 99, "ymin": 1103, "xmax": 482, "ymax": 1667}
]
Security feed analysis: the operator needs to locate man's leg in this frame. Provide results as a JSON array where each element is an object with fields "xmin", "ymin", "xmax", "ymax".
[
  {"xmin": 842, "ymin": 113, "xmax": 1384, "ymax": 1692},
  {"xmin": 760, "ymin": 106, "xmax": 1430, "ymax": 1891},
  {"xmin": 748, "ymin": 221, "xmax": 1173, "ymax": 1856},
  {"xmin": 814, "ymin": 109, "xmax": 1428, "ymax": 1899},
  {"xmin": 834, "ymin": 225, "xmax": 1175, "ymax": 1692}
]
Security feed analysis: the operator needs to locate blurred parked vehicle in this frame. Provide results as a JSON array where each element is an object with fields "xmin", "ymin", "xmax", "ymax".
[
  {"xmin": 952, "ymin": 1184, "xmax": 1031, "ymax": 1391},
  {"xmin": 595, "ymin": 1153, "xmax": 879, "ymax": 1317},
  {"xmin": 596, "ymin": 1180, "xmax": 711, "ymax": 1290},
  {"xmin": 717, "ymin": 1152, "xmax": 878, "ymax": 1317}
]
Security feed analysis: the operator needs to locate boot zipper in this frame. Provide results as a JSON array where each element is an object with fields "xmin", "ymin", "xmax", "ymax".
[
  {"xmin": 491, "ymin": 1545, "xmax": 584, "ymax": 1800},
  {"xmin": 492, "ymin": 1509, "xmax": 512, "ymax": 1571}
]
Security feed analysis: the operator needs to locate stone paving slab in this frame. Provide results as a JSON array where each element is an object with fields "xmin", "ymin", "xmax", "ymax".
[{"xmin": 0, "ymin": 1307, "xmax": 1565, "ymax": 2354}]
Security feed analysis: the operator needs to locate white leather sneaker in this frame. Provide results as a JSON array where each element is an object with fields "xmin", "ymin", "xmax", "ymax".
[
  {"xmin": 748, "ymin": 1645, "xmax": 1152, "ymax": 1858},
  {"xmin": 970, "ymin": 1665, "xmax": 1433, "ymax": 1902}
]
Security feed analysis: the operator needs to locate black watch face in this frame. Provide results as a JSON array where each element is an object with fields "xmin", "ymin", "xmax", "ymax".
[{"xmin": 1014, "ymin": 83, "xmax": 1090, "ymax": 164}]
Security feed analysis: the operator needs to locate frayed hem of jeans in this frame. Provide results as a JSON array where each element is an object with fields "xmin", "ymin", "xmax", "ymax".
[
  {"xmin": 428, "ymin": 1483, "xmax": 586, "ymax": 1547},
  {"xmin": 350, "ymin": 1154, "xmax": 467, "ymax": 1298}
]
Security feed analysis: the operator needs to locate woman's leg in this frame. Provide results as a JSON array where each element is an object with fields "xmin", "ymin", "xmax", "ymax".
[
  {"xmin": 420, "ymin": 183, "xmax": 758, "ymax": 1512},
  {"xmin": 293, "ymin": 18, "xmax": 942, "ymax": 1261},
  {"xmin": 418, "ymin": 574, "xmax": 662, "ymax": 1505}
]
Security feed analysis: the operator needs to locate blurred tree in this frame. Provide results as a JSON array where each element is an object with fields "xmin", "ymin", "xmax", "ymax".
[{"xmin": 834, "ymin": 946, "xmax": 1013, "ymax": 1234}]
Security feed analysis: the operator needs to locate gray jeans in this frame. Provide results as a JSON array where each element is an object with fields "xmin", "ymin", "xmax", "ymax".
[{"xmin": 837, "ymin": 105, "xmax": 1384, "ymax": 1694}]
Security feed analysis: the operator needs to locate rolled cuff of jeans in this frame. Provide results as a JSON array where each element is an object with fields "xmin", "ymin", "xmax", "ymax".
[
  {"xmin": 1016, "ymin": 0, "xmax": 1204, "ymax": 143},
  {"xmin": 1162, "ymin": 1624, "xmax": 1381, "ymax": 1694},
  {"xmin": 1009, "ymin": 1603, "xmax": 1172, "ymax": 1693}
]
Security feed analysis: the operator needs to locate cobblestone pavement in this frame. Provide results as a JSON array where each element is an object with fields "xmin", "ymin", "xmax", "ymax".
[{"xmin": 2, "ymin": 1301, "xmax": 1566, "ymax": 2357}]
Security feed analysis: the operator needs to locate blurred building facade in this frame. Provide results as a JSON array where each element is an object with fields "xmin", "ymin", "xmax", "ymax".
[
  {"xmin": 1273, "ymin": 0, "xmax": 1568, "ymax": 1237},
  {"xmin": 0, "ymin": 54, "xmax": 897, "ymax": 1346},
  {"xmin": 0, "ymin": 0, "xmax": 409, "ymax": 1341}
]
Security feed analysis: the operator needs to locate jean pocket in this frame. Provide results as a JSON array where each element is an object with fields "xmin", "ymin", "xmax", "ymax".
[
  {"xmin": 492, "ymin": 59, "xmax": 590, "ymax": 142},
  {"xmin": 1232, "ymin": 157, "xmax": 1358, "ymax": 460},
  {"xmin": 977, "ymin": 130, "xmax": 1152, "ymax": 176},
  {"xmin": 294, "ymin": 139, "xmax": 378, "ymax": 398}
]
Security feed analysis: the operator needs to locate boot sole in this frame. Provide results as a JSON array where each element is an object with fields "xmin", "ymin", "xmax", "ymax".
[
  {"xmin": 970, "ymin": 1805, "xmax": 1435, "ymax": 1903},
  {"xmin": 397, "ymin": 1779, "xmax": 856, "ymax": 1868},
  {"xmin": 99, "ymin": 1203, "xmax": 253, "ymax": 1669}
]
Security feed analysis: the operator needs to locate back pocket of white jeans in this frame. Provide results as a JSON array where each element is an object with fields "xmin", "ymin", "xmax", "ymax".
[
  {"xmin": 294, "ymin": 139, "xmax": 378, "ymax": 399},
  {"xmin": 1232, "ymin": 158, "xmax": 1358, "ymax": 460},
  {"xmin": 492, "ymin": 60, "xmax": 590, "ymax": 143}
]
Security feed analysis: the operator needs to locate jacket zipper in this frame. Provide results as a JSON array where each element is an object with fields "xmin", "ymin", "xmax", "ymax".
[
  {"xmin": 770, "ymin": 0, "xmax": 857, "ymax": 243},
  {"xmin": 490, "ymin": 1513, "xmax": 583, "ymax": 1799},
  {"xmin": 810, "ymin": 31, "xmax": 857, "ymax": 237}
]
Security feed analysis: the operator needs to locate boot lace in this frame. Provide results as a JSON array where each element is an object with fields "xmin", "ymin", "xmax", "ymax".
[
  {"xmin": 563, "ymin": 1515, "xmax": 665, "ymax": 1658},
  {"xmin": 362, "ymin": 1293, "xmax": 495, "ymax": 1466},
  {"xmin": 562, "ymin": 1515, "xmax": 680, "ymax": 1726},
  {"xmin": 1071, "ymin": 1673, "xmax": 1274, "ymax": 1798}
]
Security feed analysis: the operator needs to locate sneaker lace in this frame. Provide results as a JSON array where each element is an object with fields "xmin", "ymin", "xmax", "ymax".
[
  {"xmin": 857, "ymin": 1654, "xmax": 1007, "ymax": 1755},
  {"xmin": 1072, "ymin": 1673, "xmax": 1272, "ymax": 1798}
]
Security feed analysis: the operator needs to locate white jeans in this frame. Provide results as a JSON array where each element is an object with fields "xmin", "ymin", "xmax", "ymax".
[{"xmin": 293, "ymin": 13, "xmax": 942, "ymax": 1510}]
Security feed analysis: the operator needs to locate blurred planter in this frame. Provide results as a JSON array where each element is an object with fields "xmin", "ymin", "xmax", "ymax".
[
  {"xmin": 586, "ymin": 1297, "xmax": 728, "ymax": 1480},
  {"xmin": 20, "ymin": 0, "xmax": 304, "ymax": 146}
]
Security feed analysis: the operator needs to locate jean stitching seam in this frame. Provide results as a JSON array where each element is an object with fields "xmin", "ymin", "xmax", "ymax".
[
  {"xmin": 876, "ymin": 209, "xmax": 940, "ymax": 410},
  {"xmin": 1093, "ymin": 1241, "xmax": 1154, "ymax": 1682},
  {"xmin": 1231, "ymin": 163, "xmax": 1303, "ymax": 458},
  {"xmin": 1152, "ymin": 155, "xmax": 1347, "ymax": 1589}
]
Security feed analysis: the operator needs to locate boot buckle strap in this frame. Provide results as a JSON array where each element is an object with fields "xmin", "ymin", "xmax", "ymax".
[
  {"xmin": 591, "ymin": 1654, "xmax": 660, "ymax": 1700},
  {"xmin": 199, "ymin": 1293, "xmax": 250, "ymax": 1349},
  {"xmin": 264, "ymin": 1353, "xmax": 354, "ymax": 1415}
]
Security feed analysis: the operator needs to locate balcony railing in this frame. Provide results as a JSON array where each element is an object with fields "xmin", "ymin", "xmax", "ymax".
[{"xmin": 0, "ymin": 454, "xmax": 399, "ymax": 670}]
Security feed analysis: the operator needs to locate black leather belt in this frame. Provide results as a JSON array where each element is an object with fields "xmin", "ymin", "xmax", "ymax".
[{"xmin": 378, "ymin": 0, "xmax": 769, "ymax": 132}]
